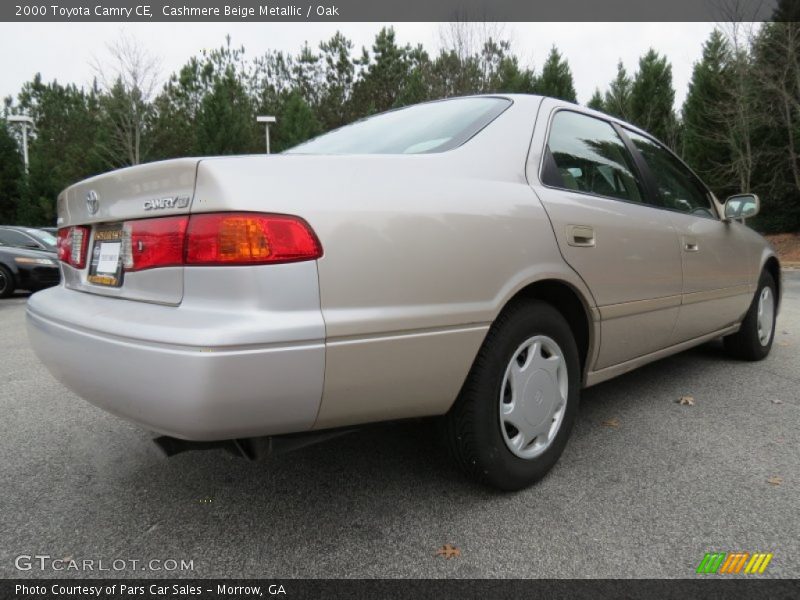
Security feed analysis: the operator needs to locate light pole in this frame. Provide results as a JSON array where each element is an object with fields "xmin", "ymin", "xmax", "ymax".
[
  {"xmin": 7, "ymin": 115, "xmax": 34, "ymax": 174},
  {"xmin": 256, "ymin": 115, "xmax": 276, "ymax": 154}
]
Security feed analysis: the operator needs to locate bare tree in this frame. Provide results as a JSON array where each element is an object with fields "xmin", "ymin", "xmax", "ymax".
[
  {"xmin": 439, "ymin": 21, "xmax": 509, "ymax": 63},
  {"xmin": 713, "ymin": 17, "xmax": 760, "ymax": 192},
  {"xmin": 751, "ymin": 21, "xmax": 800, "ymax": 194},
  {"xmin": 438, "ymin": 21, "xmax": 514, "ymax": 92},
  {"xmin": 91, "ymin": 31, "xmax": 161, "ymax": 166}
]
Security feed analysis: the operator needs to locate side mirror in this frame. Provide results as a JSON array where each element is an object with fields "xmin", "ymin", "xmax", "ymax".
[{"xmin": 724, "ymin": 193, "xmax": 760, "ymax": 221}]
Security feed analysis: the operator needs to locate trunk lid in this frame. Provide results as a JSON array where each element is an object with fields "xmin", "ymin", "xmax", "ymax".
[{"xmin": 57, "ymin": 158, "xmax": 199, "ymax": 305}]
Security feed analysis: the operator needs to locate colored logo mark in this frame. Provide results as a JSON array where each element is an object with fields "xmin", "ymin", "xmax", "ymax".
[{"xmin": 696, "ymin": 552, "xmax": 773, "ymax": 575}]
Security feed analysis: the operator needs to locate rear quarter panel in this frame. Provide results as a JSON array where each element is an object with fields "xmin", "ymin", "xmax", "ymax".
[{"xmin": 193, "ymin": 97, "xmax": 598, "ymax": 428}]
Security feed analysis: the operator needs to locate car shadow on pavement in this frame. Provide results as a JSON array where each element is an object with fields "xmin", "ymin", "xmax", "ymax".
[
  {"xmin": 112, "ymin": 339, "xmax": 743, "ymax": 498},
  {"xmin": 108, "ymin": 338, "xmax": 740, "ymax": 506}
]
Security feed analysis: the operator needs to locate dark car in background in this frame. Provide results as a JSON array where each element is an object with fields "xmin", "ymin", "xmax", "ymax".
[
  {"xmin": 0, "ymin": 228, "xmax": 60, "ymax": 298},
  {"xmin": 0, "ymin": 226, "xmax": 58, "ymax": 252}
]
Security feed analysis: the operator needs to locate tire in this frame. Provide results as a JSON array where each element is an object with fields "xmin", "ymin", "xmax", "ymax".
[
  {"xmin": 444, "ymin": 299, "xmax": 581, "ymax": 491},
  {"xmin": 724, "ymin": 270, "xmax": 777, "ymax": 361},
  {"xmin": 0, "ymin": 265, "xmax": 14, "ymax": 299}
]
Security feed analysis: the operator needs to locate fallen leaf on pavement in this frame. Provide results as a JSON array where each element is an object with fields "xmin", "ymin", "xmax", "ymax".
[
  {"xmin": 778, "ymin": 340, "xmax": 790, "ymax": 347},
  {"xmin": 435, "ymin": 544, "xmax": 461, "ymax": 559},
  {"xmin": 601, "ymin": 418, "xmax": 620, "ymax": 428},
  {"xmin": 677, "ymin": 395, "xmax": 695, "ymax": 406},
  {"xmin": 767, "ymin": 476, "xmax": 783, "ymax": 486}
]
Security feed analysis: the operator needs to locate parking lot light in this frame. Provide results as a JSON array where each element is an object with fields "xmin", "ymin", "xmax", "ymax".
[{"xmin": 257, "ymin": 115, "xmax": 276, "ymax": 154}]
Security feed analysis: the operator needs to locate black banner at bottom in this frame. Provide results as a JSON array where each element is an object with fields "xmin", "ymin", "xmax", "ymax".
[{"xmin": 4, "ymin": 579, "xmax": 800, "ymax": 600}]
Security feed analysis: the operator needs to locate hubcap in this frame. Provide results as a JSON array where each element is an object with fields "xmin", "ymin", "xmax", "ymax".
[
  {"xmin": 0, "ymin": 271, "xmax": 7, "ymax": 295},
  {"xmin": 499, "ymin": 335, "xmax": 568, "ymax": 459},
  {"xmin": 757, "ymin": 286, "xmax": 775, "ymax": 347}
]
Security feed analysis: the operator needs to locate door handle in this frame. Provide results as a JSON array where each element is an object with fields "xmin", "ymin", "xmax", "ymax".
[
  {"xmin": 682, "ymin": 236, "xmax": 699, "ymax": 252},
  {"xmin": 566, "ymin": 225, "xmax": 595, "ymax": 247}
]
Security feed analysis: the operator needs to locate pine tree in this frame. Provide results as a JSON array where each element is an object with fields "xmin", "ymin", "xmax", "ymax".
[
  {"xmin": 193, "ymin": 41, "xmax": 258, "ymax": 155},
  {"xmin": 0, "ymin": 121, "xmax": 23, "ymax": 223},
  {"xmin": 275, "ymin": 91, "xmax": 321, "ymax": 151},
  {"xmin": 150, "ymin": 57, "xmax": 207, "ymax": 159},
  {"xmin": 749, "ymin": 20, "xmax": 800, "ymax": 232},
  {"xmin": 196, "ymin": 70, "xmax": 255, "ymax": 155},
  {"xmin": 604, "ymin": 61, "xmax": 633, "ymax": 120},
  {"xmin": 352, "ymin": 28, "xmax": 411, "ymax": 115},
  {"xmin": 681, "ymin": 30, "xmax": 735, "ymax": 196},
  {"xmin": 587, "ymin": 88, "xmax": 605, "ymax": 111},
  {"xmin": 317, "ymin": 32, "xmax": 356, "ymax": 129},
  {"xmin": 535, "ymin": 46, "xmax": 577, "ymax": 102},
  {"xmin": 15, "ymin": 75, "xmax": 103, "ymax": 224},
  {"xmin": 630, "ymin": 49, "xmax": 676, "ymax": 145}
]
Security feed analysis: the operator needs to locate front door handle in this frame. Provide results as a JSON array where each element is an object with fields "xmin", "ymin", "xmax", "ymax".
[
  {"xmin": 683, "ymin": 236, "xmax": 699, "ymax": 252},
  {"xmin": 567, "ymin": 225, "xmax": 595, "ymax": 247}
]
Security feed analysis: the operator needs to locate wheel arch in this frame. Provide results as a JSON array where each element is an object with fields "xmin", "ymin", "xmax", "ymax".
[
  {"xmin": 0, "ymin": 260, "xmax": 16, "ymax": 295},
  {"xmin": 499, "ymin": 278, "xmax": 597, "ymax": 382},
  {"xmin": 763, "ymin": 255, "xmax": 781, "ymax": 311}
]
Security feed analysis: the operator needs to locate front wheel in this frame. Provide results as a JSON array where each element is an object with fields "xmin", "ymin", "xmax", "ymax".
[
  {"xmin": 444, "ymin": 299, "xmax": 580, "ymax": 491},
  {"xmin": 724, "ymin": 270, "xmax": 777, "ymax": 361},
  {"xmin": 0, "ymin": 265, "xmax": 14, "ymax": 299}
]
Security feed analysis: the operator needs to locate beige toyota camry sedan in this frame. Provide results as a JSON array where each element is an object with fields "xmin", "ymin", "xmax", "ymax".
[{"xmin": 27, "ymin": 95, "xmax": 781, "ymax": 490}]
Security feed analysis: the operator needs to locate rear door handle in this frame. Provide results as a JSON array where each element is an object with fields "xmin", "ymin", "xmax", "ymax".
[
  {"xmin": 567, "ymin": 225, "xmax": 595, "ymax": 247},
  {"xmin": 683, "ymin": 236, "xmax": 699, "ymax": 252}
]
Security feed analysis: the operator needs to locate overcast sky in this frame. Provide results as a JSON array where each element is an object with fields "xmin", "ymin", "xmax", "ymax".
[{"xmin": 0, "ymin": 22, "xmax": 721, "ymax": 110}]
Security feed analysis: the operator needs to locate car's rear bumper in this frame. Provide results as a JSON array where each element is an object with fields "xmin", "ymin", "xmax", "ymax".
[{"xmin": 26, "ymin": 280, "xmax": 325, "ymax": 441}]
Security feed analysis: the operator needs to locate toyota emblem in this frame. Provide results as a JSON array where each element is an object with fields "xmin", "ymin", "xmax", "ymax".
[{"xmin": 86, "ymin": 190, "xmax": 99, "ymax": 215}]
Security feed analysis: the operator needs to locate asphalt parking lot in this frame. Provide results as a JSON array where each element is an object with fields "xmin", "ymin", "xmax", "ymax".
[{"xmin": 1, "ymin": 273, "xmax": 798, "ymax": 579}]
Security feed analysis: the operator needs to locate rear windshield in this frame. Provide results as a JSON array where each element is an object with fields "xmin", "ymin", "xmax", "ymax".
[{"xmin": 287, "ymin": 97, "xmax": 511, "ymax": 155}]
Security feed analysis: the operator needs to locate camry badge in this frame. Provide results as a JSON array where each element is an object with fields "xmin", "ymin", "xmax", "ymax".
[{"xmin": 144, "ymin": 196, "xmax": 191, "ymax": 211}]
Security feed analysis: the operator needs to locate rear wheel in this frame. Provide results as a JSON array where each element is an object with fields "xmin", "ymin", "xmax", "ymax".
[
  {"xmin": 444, "ymin": 300, "xmax": 580, "ymax": 491},
  {"xmin": 0, "ymin": 265, "xmax": 14, "ymax": 299},
  {"xmin": 724, "ymin": 270, "xmax": 777, "ymax": 361}
]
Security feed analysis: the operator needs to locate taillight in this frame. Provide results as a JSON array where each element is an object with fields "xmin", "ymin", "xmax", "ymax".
[
  {"xmin": 115, "ymin": 212, "xmax": 321, "ymax": 272},
  {"xmin": 185, "ymin": 213, "xmax": 322, "ymax": 265},
  {"xmin": 123, "ymin": 216, "xmax": 188, "ymax": 272},
  {"xmin": 57, "ymin": 226, "xmax": 90, "ymax": 268}
]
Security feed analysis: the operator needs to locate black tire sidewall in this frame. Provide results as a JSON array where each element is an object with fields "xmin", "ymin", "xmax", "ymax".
[
  {"xmin": 725, "ymin": 270, "xmax": 777, "ymax": 361},
  {"xmin": 749, "ymin": 271, "xmax": 777, "ymax": 357},
  {"xmin": 0, "ymin": 265, "xmax": 14, "ymax": 299},
  {"xmin": 469, "ymin": 301, "xmax": 581, "ymax": 490}
]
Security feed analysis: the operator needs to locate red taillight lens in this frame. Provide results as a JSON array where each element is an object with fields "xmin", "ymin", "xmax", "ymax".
[
  {"xmin": 56, "ymin": 228, "xmax": 70, "ymax": 262},
  {"xmin": 124, "ymin": 216, "xmax": 189, "ymax": 272},
  {"xmin": 185, "ymin": 213, "xmax": 322, "ymax": 265},
  {"xmin": 57, "ymin": 226, "xmax": 90, "ymax": 268},
  {"xmin": 61, "ymin": 213, "xmax": 322, "ymax": 275}
]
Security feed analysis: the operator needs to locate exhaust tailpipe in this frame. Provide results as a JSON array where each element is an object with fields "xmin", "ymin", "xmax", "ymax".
[{"xmin": 154, "ymin": 429, "xmax": 356, "ymax": 461}]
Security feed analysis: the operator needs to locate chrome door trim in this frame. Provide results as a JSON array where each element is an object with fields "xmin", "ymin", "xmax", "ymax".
[
  {"xmin": 599, "ymin": 294, "xmax": 682, "ymax": 320},
  {"xmin": 681, "ymin": 284, "xmax": 754, "ymax": 306}
]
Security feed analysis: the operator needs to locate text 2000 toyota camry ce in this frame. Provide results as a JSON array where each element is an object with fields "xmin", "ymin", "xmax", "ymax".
[{"xmin": 27, "ymin": 95, "xmax": 781, "ymax": 490}]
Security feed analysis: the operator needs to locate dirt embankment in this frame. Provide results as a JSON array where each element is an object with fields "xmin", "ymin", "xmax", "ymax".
[{"xmin": 765, "ymin": 233, "xmax": 800, "ymax": 265}]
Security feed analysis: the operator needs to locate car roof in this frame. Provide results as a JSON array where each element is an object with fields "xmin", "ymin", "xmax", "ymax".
[{"xmin": 0, "ymin": 225, "xmax": 50, "ymax": 232}]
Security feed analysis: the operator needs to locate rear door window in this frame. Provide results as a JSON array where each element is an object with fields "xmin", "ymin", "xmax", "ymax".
[
  {"xmin": 0, "ymin": 229, "xmax": 39, "ymax": 249},
  {"xmin": 624, "ymin": 129, "xmax": 717, "ymax": 219},
  {"xmin": 543, "ymin": 111, "xmax": 644, "ymax": 203}
]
